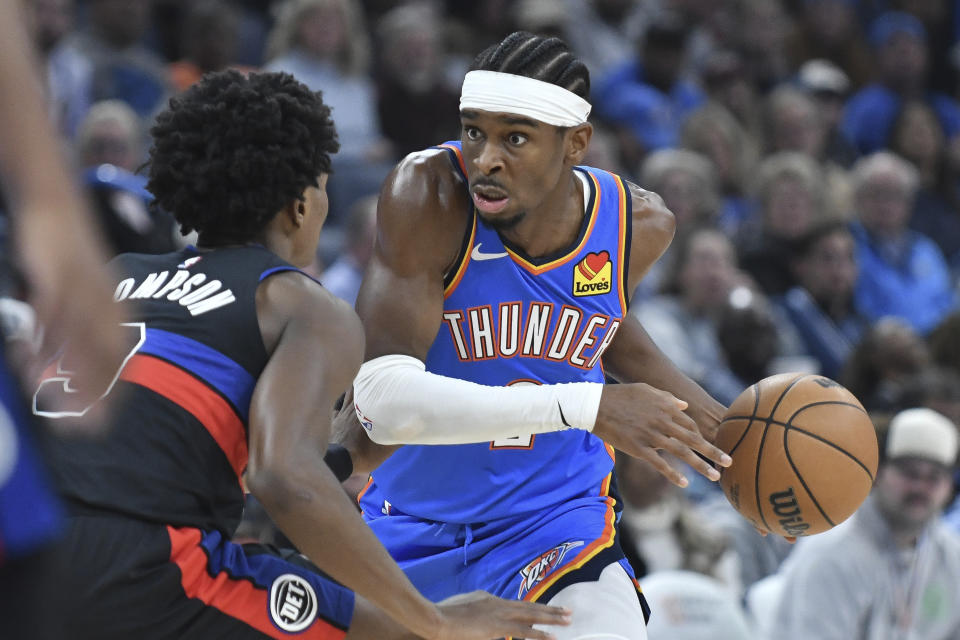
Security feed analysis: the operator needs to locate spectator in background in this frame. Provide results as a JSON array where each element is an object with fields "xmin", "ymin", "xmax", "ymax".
[
  {"xmin": 771, "ymin": 407, "xmax": 960, "ymax": 640},
  {"xmin": 738, "ymin": 151, "xmax": 827, "ymax": 296},
  {"xmin": 891, "ymin": 366, "xmax": 960, "ymax": 429},
  {"xmin": 848, "ymin": 151, "xmax": 956, "ymax": 333},
  {"xmin": 887, "ymin": 99, "xmax": 960, "ymax": 275},
  {"xmin": 928, "ymin": 311, "xmax": 960, "ymax": 378},
  {"xmin": 168, "ymin": 0, "xmax": 249, "ymax": 93},
  {"xmin": 595, "ymin": 11, "xmax": 705, "ymax": 167},
  {"xmin": 681, "ymin": 103, "xmax": 757, "ymax": 237},
  {"xmin": 560, "ymin": 0, "xmax": 650, "ymax": 79},
  {"xmin": 633, "ymin": 227, "xmax": 753, "ymax": 405},
  {"xmin": 732, "ymin": 0, "xmax": 792, "ymax": 93},
  {"xmin": 633, "ymin": 148, "xmax": 720, "ymax": 302},
  {"xmin": 783, "ymin": 0, "xmax": 874, "ymax": 90},
  {"xmin": 774, "ymin": 221, "xmax": 869, "ymax": 380},
  {"xmin": 69, "ymin": 0, "xmax": 170, "ymax": 119},
  {"xmin": 265, "ymin": 0, "xmax": 393, "ymax": 224},
  {"xmin": 842, "ymin": 317, "xmax": 931, "ymax": 413},
  {"xmin": 763, "ymin": 84, "xmax": 853, "ymax": 220},
  {"xmin": 76, "ymin": 99, "xmax": 143, "ymax": 172},
  {"xmin": 640, "ymin": 571, "xmax": 753, "ymax": 640},
  {"xmin": 321, "ymin": 193, "xmax": 377, "ymax": 306},
  {"xmin": 841, "ymin": 11, "xmax": 960, "ymax": 156},
  {"xmin": 75, "ymin": 100, "xmax": 179, "ymax": 255},
  {"xmin": 796, "ymin": 58, "xmax": 858, "ymax": 168},
  {"xmin": 373, "ymin": 3, "xmax": 460, "ymax": 159},
  {"xmin": 23, "ymin": 0, "xmax": 91, "ymax": 139},
  {"xmin": 699, "ymin": 50, "xmax": 762, "ymax": 143},
  {"xmin": 715, "ymin": 287, "xmax": 794, "ymax": 392},
  {"xmin": 616, "ymin": 451, "xmax": 740, "ymax": 592}
]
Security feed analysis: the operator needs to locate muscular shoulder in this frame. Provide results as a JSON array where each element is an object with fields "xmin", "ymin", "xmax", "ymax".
[
  {"xmin": 378, "ymin": 148, "xmax": 472, "ymax": 276},
  {"xmin": 625, "ymin": 181, "xmax": 676, "ymax": 292},
  {"xmin": 256, "ymin": 270, "xmax": 364, "ymax": 358}
]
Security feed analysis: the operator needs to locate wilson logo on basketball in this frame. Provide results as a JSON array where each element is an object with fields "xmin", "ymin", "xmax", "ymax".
[
  {"xmin": 769, "ymin": 487, "xmax": 810, "ymax": 537},
  {"xmin": 517, "ymin": 541, "xmax": 584, "ymax": 598},
  {"xmin": 573, "ymin": 251, "xmax": 612, "ymax": 297}
]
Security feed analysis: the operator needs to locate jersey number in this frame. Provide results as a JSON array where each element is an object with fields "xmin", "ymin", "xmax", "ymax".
[
  {"xmin": 32, "ymin": 322, "xmax": 145, "ymax": 418},
  {"xmin": 490, "ymin": 379, "xmax": 537, "ymax": 450}
]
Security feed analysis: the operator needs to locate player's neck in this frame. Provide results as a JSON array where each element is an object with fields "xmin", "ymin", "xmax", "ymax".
[{"xmin": 498, "ymin": 172, "xmax": 585, "ymax": 257}]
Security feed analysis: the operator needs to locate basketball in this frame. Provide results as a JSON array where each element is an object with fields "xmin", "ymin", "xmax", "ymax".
[{"xmin": 715, "ymin": 373, "xmax": 879, "ymax": 538}]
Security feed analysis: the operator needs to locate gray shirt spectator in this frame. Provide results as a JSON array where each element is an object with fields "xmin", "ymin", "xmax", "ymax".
[{"xmin": 771, "ymin": 408, "xmax": 960, "ymax": 639}]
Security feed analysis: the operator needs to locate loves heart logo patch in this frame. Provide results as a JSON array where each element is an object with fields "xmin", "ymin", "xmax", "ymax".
[{"xmin": 573, "ymin": 251, "xmax": 612, "ymax": 297}]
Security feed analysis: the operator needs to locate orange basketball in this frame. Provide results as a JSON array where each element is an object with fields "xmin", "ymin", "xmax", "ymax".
[{"xmin": 715, "ymin": 373, "xmax": 879, "ymax": 538}]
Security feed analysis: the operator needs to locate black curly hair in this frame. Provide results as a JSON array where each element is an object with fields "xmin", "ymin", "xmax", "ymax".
[
  {"xmin": 146, "ymin": 70, "xmax": 339, "ymax": 244},
  {"xmin": 469, "ymin": 31, "xmax": 590, "ymax": 100}
]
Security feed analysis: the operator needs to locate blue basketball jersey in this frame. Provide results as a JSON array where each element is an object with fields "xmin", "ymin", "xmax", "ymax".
[
  {"xmin": 362, "ymin": 142, "xmax": 633, "ymax": 524},
  {"xmin": 0, "ymin": 344, "xmax": 62, "ymax": 564}
]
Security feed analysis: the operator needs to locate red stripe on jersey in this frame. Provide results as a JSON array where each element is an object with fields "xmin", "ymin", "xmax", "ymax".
[
  {"xmin": 167, "ymin": 527, "xmax": 346, "ymax": 640},
  {"xmin": 120, "ymin": 353, "xmax": 247, "ymax": 482}
]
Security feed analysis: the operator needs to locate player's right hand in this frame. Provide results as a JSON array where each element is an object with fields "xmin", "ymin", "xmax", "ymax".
[
  {"xmin": 593, "ymin": 382, "xmax": 732, "ymax": 487},
  {"xmin": 428, "ymin": 591, "xmax": 571, "ymax": 640}
]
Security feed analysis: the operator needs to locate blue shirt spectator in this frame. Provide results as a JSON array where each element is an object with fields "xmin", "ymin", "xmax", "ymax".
[
  {"xmin": 848, "ymin": 152, "xmax": 957, "ymax": 334},
  {"xmin": 841, "ymin": 11, "xmax": 960, "ymax": 155},
  {"xmin": 595, "ymin": 59, "xmax": 704, "ymax": 152},
  {"xmin": 773, "ymin": 222, "xmax": 870, "ymax": 380},
  {"xmin": 594, "ymin": 13, "xmax": 705, "ymax": 154},
  {"xmin": 851, "ymin": 221, "xmax": 955, "ymax": 334}
]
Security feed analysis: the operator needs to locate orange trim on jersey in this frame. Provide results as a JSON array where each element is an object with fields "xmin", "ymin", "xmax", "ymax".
[
  {"xmin": 614, "ymin": 175, "xmax": 629, "ymax": 316},
  {"xmin": 522, "ymin": 473, "xmax": 618, "ymax": 603},
  {"xmin": 443, "ymin": 216, "xmax": 476, "ymax": 299},
  {"xmin": 120, "ymin": 353, "xmax": 247, "ymax": 484},
  {"xmin": 437, "ymin": 143, "xmax": 467, "ymax": 176},
  {"xmin": 356, "ymin": 475, "xmax": 374, "ymax": 505},
  {"xmin": 167, "ymin": 526, "xmax": 346, "ymax": 640},
  {"xmin": 506, "ymin": 171, "xmax": 602, "ymax": 275}
]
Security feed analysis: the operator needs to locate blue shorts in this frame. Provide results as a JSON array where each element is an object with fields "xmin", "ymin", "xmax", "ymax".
[{"xmin": 361, "ymin": 476, "xmax": 650, "ymax": 618}]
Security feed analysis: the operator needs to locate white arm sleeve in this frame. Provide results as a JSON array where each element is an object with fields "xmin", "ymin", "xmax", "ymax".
[{"xmin": 353, "ymin": 354, "xmax": 604, "ymax": 445}]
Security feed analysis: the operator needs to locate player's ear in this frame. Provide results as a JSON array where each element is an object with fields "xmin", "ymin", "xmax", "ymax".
[
  {"xmin": 565, "ymin": 122, "xmax": 592, "ymax": 165},
  {"xmin": 279, "ymin": 198, "xmax": 306, "ymax": 229}
]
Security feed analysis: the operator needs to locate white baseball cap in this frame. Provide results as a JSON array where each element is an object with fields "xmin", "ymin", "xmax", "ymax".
[{"xmin": 886, "ymin": 408, "xmax": 959, "ymax": 468}]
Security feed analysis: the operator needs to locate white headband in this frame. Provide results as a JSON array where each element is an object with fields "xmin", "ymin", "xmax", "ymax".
[{"xmin": 460, "ymin": 70, "xmax": 591, "ymax": 128}]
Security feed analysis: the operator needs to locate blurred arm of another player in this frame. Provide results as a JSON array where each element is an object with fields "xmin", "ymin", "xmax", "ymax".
[
  {"xmin": 247, "ymin": 275, "xmax": 569, "ymax": 640},
  {"xmin": 345, "ymin": 150, "xmax": 730, "ymax": 488},
  {"xmin": 0, "ymin": 2, "xmax": 126, "ymax": 411}
]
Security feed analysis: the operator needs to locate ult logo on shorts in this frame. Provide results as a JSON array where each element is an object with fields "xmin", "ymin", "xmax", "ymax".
[
  {"xmin": 572, "ymin": 251, "xmax": 612, "ymax": 297},
  {"xmin": 517, "ymin": 541, "xmax": 585, "ymax": 598},
  {"xmin": 269, "ymin": 574, "xmax": 318, "ymax": 633}
]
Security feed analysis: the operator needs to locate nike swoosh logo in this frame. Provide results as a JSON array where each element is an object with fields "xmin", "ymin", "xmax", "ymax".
[
  {"xmin": 471, "ymin": 243, "xmax": 509, "ymax": 261},
  {"xmin": 558, "ymin": 402, "xmax": 571, "ymax": 428}
]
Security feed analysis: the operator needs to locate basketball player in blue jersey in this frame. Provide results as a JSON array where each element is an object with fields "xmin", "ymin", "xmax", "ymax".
[
  {"xmin": 341, "ymin": 32, "xmax": 735, "ymax": 639},
  {"xmin": 36, "ymin": 70, "xmax": 569, "ymax": 640}
]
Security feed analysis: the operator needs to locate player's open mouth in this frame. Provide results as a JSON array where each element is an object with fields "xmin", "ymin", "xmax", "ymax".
[{"xmin": 472, "ymin": 191, "xmax": 509, "ymax": 214}]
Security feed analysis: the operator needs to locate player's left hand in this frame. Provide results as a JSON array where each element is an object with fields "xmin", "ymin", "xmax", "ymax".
[
  {"xmin": 332, "ymin": 388, "xmax": 400, "ymax": 474},
  {"xmin": 684, "ymin": 396, "xmax": 726, "ymax": 444}
]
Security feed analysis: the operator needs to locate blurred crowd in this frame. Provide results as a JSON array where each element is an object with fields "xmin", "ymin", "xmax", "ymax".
[{"xmin": 4, "ymin": 0, "xmax": 960, "ymax": 638}]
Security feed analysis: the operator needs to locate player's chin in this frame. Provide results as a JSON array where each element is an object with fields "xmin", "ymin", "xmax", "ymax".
[{"xmin": 478, "ymin": 209, "xmax": 525, "ymax": 230}]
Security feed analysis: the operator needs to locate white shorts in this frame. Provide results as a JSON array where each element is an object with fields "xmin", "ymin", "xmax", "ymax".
[{"xmin": 535, "ymin": 562, "xmax": 649, "ymax": 640}]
